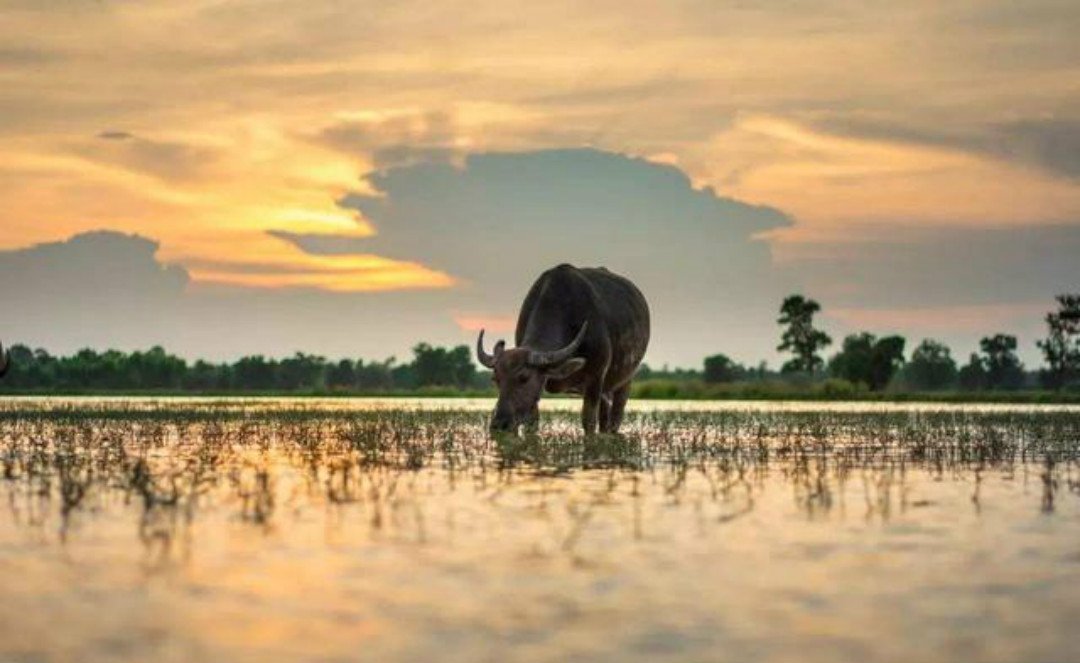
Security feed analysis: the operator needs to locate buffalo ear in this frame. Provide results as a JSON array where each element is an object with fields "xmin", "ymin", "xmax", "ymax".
[{"xmin": 545, "ymin": 357, "xmax": 586, "ymax": 380}]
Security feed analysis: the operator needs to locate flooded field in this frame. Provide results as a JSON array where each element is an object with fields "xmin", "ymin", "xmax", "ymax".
[{"xmin": 2, "ymin": 398, "xmax": 1079, "ymax": 663}]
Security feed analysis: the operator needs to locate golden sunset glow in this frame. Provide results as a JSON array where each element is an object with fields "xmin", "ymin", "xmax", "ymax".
[
  {"xmin": 4, "ymin": 7, "xmax": 1080, "ymax": 661},
  {"xmin": 189, "ymin": 253, "xmax": 454, "ymax": 292},
  {"xmin": 5, "ymin": 0, "xmax": 1078, "ymax": 296},
  {"xmin": 453, "ymin": 314, "xmax": 517, "ymax": 334},
  {"xmin": 711, "ymin": 114, "xmax": 1080, "ymax": 248},
  {"xmin": 2, "ymin": 0, "xmax": 1078, "ymax": 364}
]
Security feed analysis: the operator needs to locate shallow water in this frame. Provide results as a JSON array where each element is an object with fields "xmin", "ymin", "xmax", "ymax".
[{"xmin": 1, "ymin": 398, "xmax": 1078, "ymax": 663}]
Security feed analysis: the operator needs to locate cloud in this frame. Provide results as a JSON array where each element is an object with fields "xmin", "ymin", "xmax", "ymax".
[
  {"xmin": 282, "ymin": 147, "xmax": 795, "ymax": 365},
  {"xmin": 453, "ymin": 314, "xmax": 515, "ymax": 334},
  {"xmin": 813, "ymin": 116, "xmax": 1080, "ymax": 181},
  {"xmin": 991, "ymin": 120, "xmax": 1080, "ymax": 180},
  {"xmin": 527, "ymin": 78, "xmax": 702, "ymax": 108},
  {"xmin": 338, "ymin": 148, "xmax": 789, "ymax": 275},
  {"xmin": 0, "ymin": 230, "xmax": 189, "ymax": 300},
  {"xmin": 97, "ymin": 130, "xmax": 134, "ymax": 141},
  {"xmin": 315, "ymin": 111, "xmax": 461, "ymax": 169},
  {"xmin": 0, "ymin": 46, "xmax": 60, "ymax": 65},
  {"xmin": 711, "ymin": 114, "xmax": 1080, "ymax": 240},
  {"xmin": 0, "ymin": 231, "xmax": 190, "ymax": 352},
  {"xmin": 76, "ymin": 131, "xmax": 220, "ymax": 181},
  {"xmin": 185, "ymin": 251, "xmax": 454, "ymax": 293},
  {"xmin": 266, "ymin": 230, "xmax": 372, "ymax": 256},
  {"xmin": 0, "ymin": 230, "xmax": 461, "ymax": 362}
]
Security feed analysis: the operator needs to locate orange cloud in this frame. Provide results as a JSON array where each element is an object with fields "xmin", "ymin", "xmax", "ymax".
[
  {"xmin": 707, "ymin": 114, "xmax": 1080, "ymax": 252},
  {"xmin": 453, "ymin": 314, "xmax": 516, "ymax": 333},
  {"xmin": 188, "ymin": 253, "xmax": 454, "ymax": 292}
]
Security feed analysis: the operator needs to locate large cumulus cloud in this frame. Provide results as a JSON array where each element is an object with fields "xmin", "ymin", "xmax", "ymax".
[
  {"xmin": 0, "ymin": 230, "xmax": 462, "ymax": 362},
  {"xmin": 277, "ymin": 148, "xmax": 796, "ymax": 365},
  {"xmin": 0, "ymin": 231, "xmax": 189, "ymax": 352}
]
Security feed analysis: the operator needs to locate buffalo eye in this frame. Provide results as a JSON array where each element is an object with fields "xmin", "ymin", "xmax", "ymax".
[{"xmin": 517, "ymin": 373, "xmax": 530, "ymax": 385}]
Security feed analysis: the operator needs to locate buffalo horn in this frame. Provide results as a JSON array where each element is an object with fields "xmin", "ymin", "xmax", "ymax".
[
  {"xmin": 527, "ymin": 322, "xmax": 589, "ymax": 368},
  {"xmin": 476, "ymin": 330, "xmax": 504, "ymax": 368}
]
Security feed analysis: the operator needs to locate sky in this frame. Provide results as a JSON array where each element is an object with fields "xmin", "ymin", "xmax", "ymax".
[{"xmin": 1, "ymin": 0, "xmax": 1078, "ymax": 367}]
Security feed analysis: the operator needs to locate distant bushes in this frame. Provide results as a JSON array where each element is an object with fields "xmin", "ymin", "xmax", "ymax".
[
  {"xmin": 0, "ymin": 342, "xmax": 493, "ymax": 394},
  {"xmin": 631, "ymin": 378, "xmax": 1078, "ymax": 403},
  {"xmin": 632, "ymin": 378, "xmax": 868, "ymax": 401}
]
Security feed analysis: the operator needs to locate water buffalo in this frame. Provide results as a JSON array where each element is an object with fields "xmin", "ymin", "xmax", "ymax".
[
  {"xmin": 476, "ymin": 264, "xmax": 650, "ymax": 435},
  {"xmin": 0, "ymin": 343, "xmax": 9, "ymax": 378}
]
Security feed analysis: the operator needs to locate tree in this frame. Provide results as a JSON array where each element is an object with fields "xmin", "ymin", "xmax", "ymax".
[
  {"xmin": 327, "ymin": 359, "xmax": 357, "ymax": 389},
  {"xmin": 232, "ymin": 355, "xmax": 277, "ymax": 390},
  {"xmin": 355, "ymin": 358, "xmax": 395, "ymax": 390},
  {"xmin": 777, "ymin": 295, "xmax": 832, "ymax": 375},
  {"xmin": 903, "ymin": 339, "xmax": 957, "ymax": 391},
  {"xmin": 0, "ymin": 344, "xmax": 37, "ymax": 388},
  {"xmin": 868, "ymin": 335, "xmax": 906, "ymax": 391},
  {"xmin": 449, "ymin": 345, "xmax": 477, "ymax": 388},
  {"xmin": 278, "ymin": 352, "xmax": 327, "ymax": 390},
  {"xmin": 828, "ymin": 333, "xmax": 874, "ymax": 386},
  {"xmin": 130, "ymin": 346, "xmax": 186, "ymax": 389},
  {"xmin": 979, "ymin": 334, "xmax": 1024, "ymax": 390},
  {"xmin": 184, "ymin": 360, "xmax": 225, "ymax": 391},
  {"xmin": 0, "ymin": 341, "xmax": 490, "ymax": 393},
  {"xmin": 1038, "ymin": 294, "xmax": 1080, "ymax": 390},
  {"xmin": 828, "ymin": 333, "xmax": 906, "ymax": 391},
  {"xmin": 411, "ymin": 343, "xmax": 476, "ymax": 388},
  {"xmin": 703, "ymin": 354, "xmax": 745, "ymax": 383},
  {"xmin": 957, "ymin": 353, "xmax": 986, "ymax": 391},
  {"xmin": 412, "ymin": 343, "xmax": 449, "ymax": 386}
]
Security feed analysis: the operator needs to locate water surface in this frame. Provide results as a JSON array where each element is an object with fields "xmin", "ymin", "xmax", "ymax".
[{"xmin": 1, "ymin": 398, "xmax": 1078, "ymax": 663}]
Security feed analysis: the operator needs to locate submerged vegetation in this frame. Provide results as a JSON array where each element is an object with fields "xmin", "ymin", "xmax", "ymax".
[
  {"xmin": 2, "ymin": 400, "xmax": 1078, "ymax": 534},
  {"xmin": 2, "ymin": 398, "xmax": 1079, "ymax": 662}
]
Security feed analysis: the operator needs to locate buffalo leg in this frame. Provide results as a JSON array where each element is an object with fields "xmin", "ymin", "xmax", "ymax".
[
  {"xmin": 581, "ymin": 384, "xmax": 603, "ymax": 435},
  {"xmin": 607, "ymin": 384, "xmax": 631, "ymax": 433},
  {"xmin": 598, "ymin": 392, "xmax": 614, "ymax": 433}
]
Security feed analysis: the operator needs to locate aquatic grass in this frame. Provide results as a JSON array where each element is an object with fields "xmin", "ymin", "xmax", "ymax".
[{"xmin": 0, "ymin": 399, "xmax": 1077, "ymax": 541}]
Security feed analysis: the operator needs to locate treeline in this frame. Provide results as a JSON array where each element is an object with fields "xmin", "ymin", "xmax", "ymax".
[
  {"xmin": 0, "ymin": 343, "xmax": 488, "ymax": 393},
  {"xmin": 1, "ymin": 294, "xmax": 1076, "ymax": 398},
  {"xmin": 639, "ymin": 293, "xmax": 1080, "ymax": 395}
]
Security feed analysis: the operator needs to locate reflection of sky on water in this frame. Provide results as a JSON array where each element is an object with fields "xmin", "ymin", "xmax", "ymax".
[{"xmin": 1, "ymin": 399, "xmax": 1078, "ymax": 663}]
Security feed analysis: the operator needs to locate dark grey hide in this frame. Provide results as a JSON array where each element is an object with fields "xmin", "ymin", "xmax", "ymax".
[{"xmin": 477, "ymin": 264, "xmax": 650, "ymax": 435}]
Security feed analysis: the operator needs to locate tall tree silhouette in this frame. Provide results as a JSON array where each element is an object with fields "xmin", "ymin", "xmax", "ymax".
[
  {"xmin": 979, "ymin": 334, "xmax": 1025, "ymax": 390},
  {"xmin": 777, "ymin": 295, "xmax": 832, "ymax": 375},
  {"xmin": 1038, "ymin": 294, "xmax": 1080, "ymax": 390}
]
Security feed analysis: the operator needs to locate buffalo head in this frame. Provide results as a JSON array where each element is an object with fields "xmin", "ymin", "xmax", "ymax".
[{"xmin": 477, "ymin": 323, "xmax": 588, "ymax": 434}]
